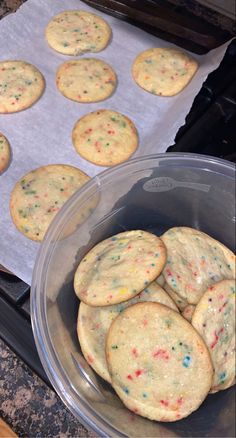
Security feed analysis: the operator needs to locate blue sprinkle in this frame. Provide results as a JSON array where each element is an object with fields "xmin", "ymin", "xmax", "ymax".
[
  {"xmin": 142, "ymin": 393, "xmax": 148, "ymax": 398},
  {"xmin": 111, "ymin": 237, "xmax": 117, "ymax": 241},
  {"xmin": 123, "ymin": 387, "xmax": 129, "ymax": 394},
  {"xmin": 182, "ymin": 355, "xmax": 192, "ymax": 368},
  {"xmin": 219, "ymin": 371, "xmax": 226, "ymax": 383},
  {"xmin": 144, "ymin": 281, "xmax": 149, "ymax": 285}
]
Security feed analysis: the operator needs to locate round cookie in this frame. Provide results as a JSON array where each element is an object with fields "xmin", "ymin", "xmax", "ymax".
[
  {"xmin": 77, "ymin": 282, "xmax": 179, "ymax": 382},
  {"xmin": 56, "ymin": 59, "xmax": 116, "ymax": 103},
  {"xmin": 161, "ymin": 227, "xmax": 235, "ymax": 305},
  {"xmin": 106, "ymin": 302, "xmax": 213, "ymax": 422},
  {"xmin": 0, "ymin": 60, "xmax": 45, "ymax": 113},
  {"xmin": 0, "ymin": 133, "xmax": 11, "ymax": 173},
  {"xmin": 72, "ymin": 110, "xmax": 138, "ymax": 166},
  {"xmin": 10, "ymin": 164, "xmax": 90, "ymax": 241},
  {"xmin": 164, "ymin": 283, "xmax": 188, "ymax": 311},
  {"xmin": 192, "ymin": 279, "xmax": 235, "ymax": 393},
  {"xmin": 74, "ymin": 230, "xmax": 167, "ymax": 306},
  {"xmin": 45, "ymin": 10, "xmax": 111, "ymax": 56},
  {"xmin": 132, "ymin": 48, "xmax": 198, "ymax": 97}
]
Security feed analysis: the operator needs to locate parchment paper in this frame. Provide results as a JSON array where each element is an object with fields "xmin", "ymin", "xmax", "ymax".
[{"xmin": 0, "ymin": 0, "xmax": 230, "ymax": 284}]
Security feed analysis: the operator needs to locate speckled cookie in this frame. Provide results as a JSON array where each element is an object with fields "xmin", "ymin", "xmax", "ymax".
[
  {"xmin": 77, "ymin": 282, "xmax": 178, "ymax": 382},
  {"xmin": 181, "ymin": 304, "xmax": 195, "ymax": 322},
  {"xmin": 106, "ymin": 302, "xmax": 213, "ymax": 422},
  {"xmin": 0, "ymin": 61, "xmax": 45, "ymax": 113},
  {"xmin": 0, "ymin": 133, "xmax": 11, "ymax": 173},
  {"xmin": 72, "ymin": 110, "xmax": 138, "ymax": 166},
  {"xmin": 10, "ymin": 164, "xmax": 90, "ymax": 241},
  {"xmin": 164, "ymin": 283, "xmax": 188, "ymax": 311},
  {"xmin": 161, "ymin": 227, "xmax": 235, "ymax": 305},
  {"xmin": 45, "ymin": 10, "xmax": 111, "ymax": 56},
  {"xmin": 56, "ymin": 58, "xmax": 116, "ymax": 103},
  {"xmin": 74, "ymin": 230, "xmax": 167, "ymax": 306},
  {"xmin": 132, "ymin": 48, "xmax": 198, "ymax": 96},
  {"xmin": 192, "ymin": 279, "xmax": 235, "ymax": 393}
]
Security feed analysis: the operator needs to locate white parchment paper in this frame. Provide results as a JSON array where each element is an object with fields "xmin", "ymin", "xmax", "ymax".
[{"xmin": 0, "ymin": 0, "xmax": 230, "ymax": 284}]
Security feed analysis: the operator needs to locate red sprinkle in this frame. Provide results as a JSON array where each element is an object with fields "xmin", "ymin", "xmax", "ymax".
[
  {"xmin": 131, "ymin": 348, "xmax": 138, "ymax": 358},
  {"xmin": 160, "ymin": 399, "xmax": 169, "ymax": 407},
  {"xmin": 135, "ymin": 369, "xmax": 144, "ymax": 377},
  {"xmin": 127, "ymin": 374, "xmax": 133, "ymax": 380},
  {"xmin": 152, "ymin": 348, "xmax": 170, "ymax": 361}
]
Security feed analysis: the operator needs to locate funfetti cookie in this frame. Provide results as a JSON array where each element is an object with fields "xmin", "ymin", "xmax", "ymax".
[
  {"xmin": 56, "ymin": 58, "xmax": 117, "ymax": 103},
  {"xmin": 192, "ymin": 279, "xmax": 235, "ymax": 393},
  {"xmin": 0, "ymin": 61, "xmax": 45, "ymax": 113},
  {"xmin": 0, "ymin": 133, "xmax": 11, "ymax": 173},
  {"xmin": 72, "ymin": 110, "xmax": 138, "ymax": 166},
  {"xmin": 106, "ymin": 302, "xmax": 213, "ymax": 422},
  {"xmin": 77, "ymin": 282, "xmax": 178, "ymax": 382},
  {"xmin": 74, "ymin": 230, "xmax": 167, "ymax": 306},
  {"xmin": 45, "ymin": 10, "xmax": 111, "ymax": 56},
  {"xmin": 161, "ymin": 227, "xmax": 235, "ymax": 305},
  {"xmin": 10, "ymin": 164, "xmax": 90, "ymax": 241},
  {"xmin": 132, "ymin": 48, "xmax": 198, "ymax": 96}
]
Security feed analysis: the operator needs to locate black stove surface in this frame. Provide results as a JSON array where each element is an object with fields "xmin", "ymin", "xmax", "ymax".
[{"xmin": 0, "ymin": 39, "xmax": 235, "ymax": 386}]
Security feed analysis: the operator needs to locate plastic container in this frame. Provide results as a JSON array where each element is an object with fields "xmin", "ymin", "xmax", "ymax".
[{"xmin": 31, "ymin": 153, "xmax": 235, "ymax": 437}]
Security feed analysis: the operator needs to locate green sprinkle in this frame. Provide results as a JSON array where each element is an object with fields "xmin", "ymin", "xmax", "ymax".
[
  {"xmin": 25, "ymin": 190, "xmax": 37, "ymax": 195},
  {"xmin": 111, "ymin": 345, "xmax": 118, "ymax": 349}
]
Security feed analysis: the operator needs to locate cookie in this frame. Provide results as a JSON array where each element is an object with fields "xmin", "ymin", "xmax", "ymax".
[
  {"xmin": 106, "ymin": 302, "xmax": 213, "ymax": 422},
  {"xmin": 74, "ymin": 230, "xmax": 167, "ymax": 306},
  {"xmin": 132, "ymin": 48, "xmax": 198, "ymax": 97},
  {"xmin": 0, "ymin": 60, "xmax": 45, "ymax": 113},
  {"xmin": 45, "ymin": 10, "xmax": 111, "ymax": 56},
  {"xmin": 161, "ymin": 227, "xmax": 235, "ymax": 305},
  {"xmin": 0, "ymin": 133, "xmax": 11, "ymax": 173},
  {"xmin": 77, "ymin": 282, "xmax": 178, "ymax": 382},
  {"xmin": 181, "ymin": 304, "xmax": 195, "ymax": 322},
  {"xmin": 72, "ymin": 109, "xmax": 138, "ymax": 166},
  {"xmin": 56, "ymin": 58, "xmax": 116, "ymax": 103},
  {"xmin": 192, "ymin": 279, "xmax": 235, "ymax": 393},
  {"xmin": 10, "ymin": 164, "xmax": 90, "ymax": 241},
  {"xmin": 164, "ymin": 282, "xmax": 188, "ymax": 311}
]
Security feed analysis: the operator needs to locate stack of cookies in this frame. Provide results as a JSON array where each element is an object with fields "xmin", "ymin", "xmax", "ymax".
[{"xmin": 74, "ymin": 227, "xmax": 235, "ymax": 422}]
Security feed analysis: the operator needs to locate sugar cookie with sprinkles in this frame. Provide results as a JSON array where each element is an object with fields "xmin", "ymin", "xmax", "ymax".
[
  {"xmin": 0, "ymin": 133, "xmax": 11, "ymax": 173},
  {"xmin": 164, "ymin": 282, "xmax": 188, "ymax": 311},
  {"xmin": 56, "ymin": 58, "xmax": 116, "ymax": 103},
  {"xmin": 77, "ymin": 282, "xmax": 178, "ymax": 382},
  {"xmin": 132, "ymin": 48, "xmax": 198, "ymax": 96},
  {"xmin": 192, "ymin": 279, "xmax": 235, "ymax": 393},
  {"xmin": 161, "ymin": 227, "xmax": 235, "ymax": 305},
  {"xmin": 74, "ymin": 230, "xmax": 167, "ymax": 306},
  {"xmin": 0, "ymin": 61, "xmax": 45, "ymax": 113},
  {"xmin": 45, "ymin": 10, "xmax": 111, "ymax": 56},
  {"xmin": 10, "ymin": 164, "xmax": 90, "ymax": 241},
  {"xmin": 106, "ymin": 302, "xmax": 213, "ymax": 422},
  {"xmin": 72, "ymin": 110, "xmax": 138, "ymax": 166}
]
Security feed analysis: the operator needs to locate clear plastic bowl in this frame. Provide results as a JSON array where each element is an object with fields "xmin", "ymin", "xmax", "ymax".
[{"xmin": 31, "ymin": 153, "xmax": 235, "ymax": 437}]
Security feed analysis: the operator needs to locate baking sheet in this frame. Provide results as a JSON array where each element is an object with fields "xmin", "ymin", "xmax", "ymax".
[{"xmin": 0, "ymin": 0, "xmax": 230, "ymax": 284}]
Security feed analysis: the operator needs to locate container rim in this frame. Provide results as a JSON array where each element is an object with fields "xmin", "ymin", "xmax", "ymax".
[{"xmin": 31, "ymin": 152, "xmax": 235, "ymax": 436}]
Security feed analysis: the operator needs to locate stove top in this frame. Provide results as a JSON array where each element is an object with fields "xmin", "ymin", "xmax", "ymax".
[{"xmin": 0, "ymin": 38, "xmax": 235, "ymax": 386}]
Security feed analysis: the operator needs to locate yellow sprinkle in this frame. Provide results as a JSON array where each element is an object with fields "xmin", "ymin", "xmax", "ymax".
[{"xmin": 119, "ymin": 287, "xmax": 128, "ymax": 294}]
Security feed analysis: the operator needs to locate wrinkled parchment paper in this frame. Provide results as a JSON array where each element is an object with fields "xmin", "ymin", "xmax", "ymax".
[{"xmin": 0, "ymin": 0, "xmax": 230, "ymax": 284}]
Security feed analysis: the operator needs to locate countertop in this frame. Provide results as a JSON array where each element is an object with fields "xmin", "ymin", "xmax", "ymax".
[{"xmin": 0, "ymin": 1, "xmax": 234, "ymax": 437}]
